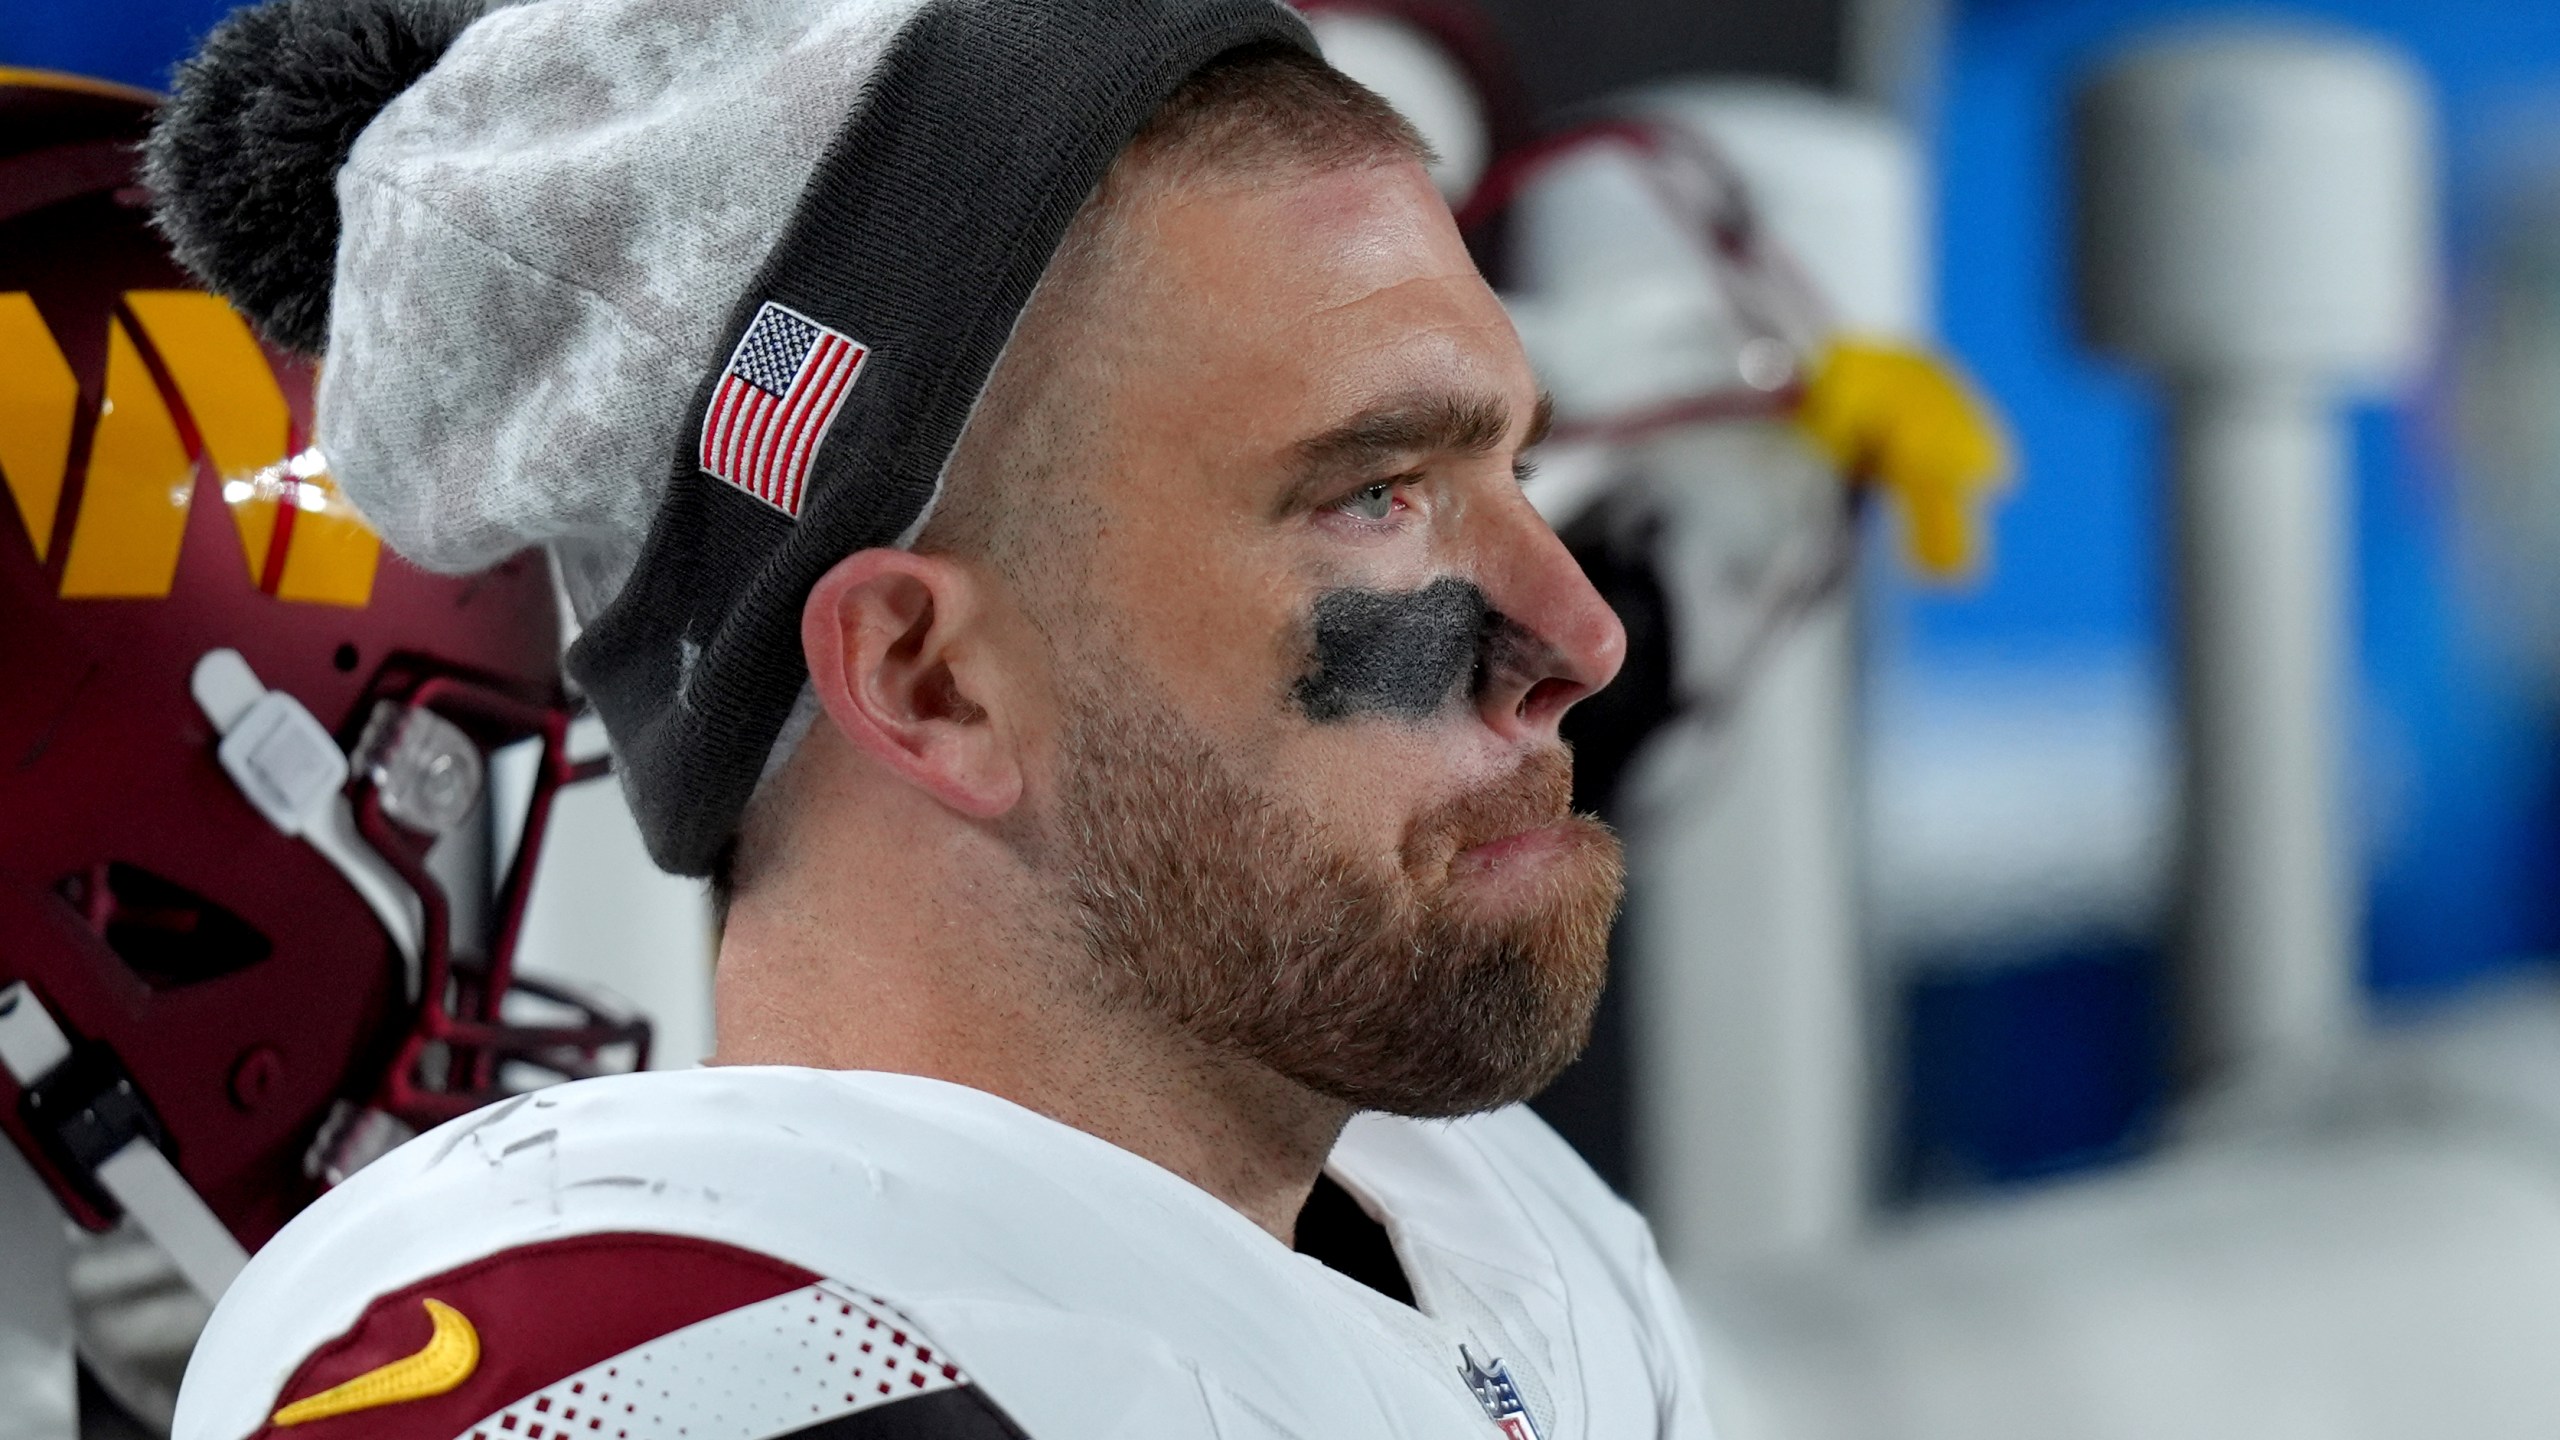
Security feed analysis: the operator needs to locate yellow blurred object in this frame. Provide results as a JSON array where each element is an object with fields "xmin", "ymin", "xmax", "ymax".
[{"xmin": 1795, "ymin": 339, "xmax": 2013, "ymax": 580}]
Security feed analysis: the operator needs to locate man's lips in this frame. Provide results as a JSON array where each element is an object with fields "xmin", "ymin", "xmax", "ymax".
[
  {"xmin": 1450, "ymin": 819, "xmax": 1576, "ymax": 874},
  {"xmin": 1400, "ymin": 746, "xmax": 1581, "ymax": 879}
]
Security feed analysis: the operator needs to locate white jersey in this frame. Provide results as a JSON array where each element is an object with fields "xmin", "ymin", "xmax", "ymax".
[{"xmin": 173, "ymin": 1068, "xmax": 1716, "ymax": 1440}]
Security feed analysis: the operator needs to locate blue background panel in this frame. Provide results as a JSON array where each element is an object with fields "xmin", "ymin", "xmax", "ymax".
[{"xmin": 1912, "ymin": 0, "xmax": 2560, "ymax": 997}]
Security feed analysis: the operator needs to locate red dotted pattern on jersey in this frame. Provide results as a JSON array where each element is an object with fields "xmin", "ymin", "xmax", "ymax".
[{"xmin": 451, "ymin": 1282, "xmax": 968, "ymax": 1440}]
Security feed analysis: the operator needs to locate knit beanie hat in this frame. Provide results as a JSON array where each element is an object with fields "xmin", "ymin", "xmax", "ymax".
[{"xmin": 147, "ymin": 0, "xmax": 1316, "ymax": 875}]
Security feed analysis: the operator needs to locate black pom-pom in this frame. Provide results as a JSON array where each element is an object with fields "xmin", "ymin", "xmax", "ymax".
[{"xmin": 144, "ymin": 0, "xmax": 480, "ymax": 354}]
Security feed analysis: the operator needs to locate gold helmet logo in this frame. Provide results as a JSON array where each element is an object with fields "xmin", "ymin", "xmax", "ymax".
[{"xmin": 0, "ymin": 289, "xmax": 379, "ymax": 606}]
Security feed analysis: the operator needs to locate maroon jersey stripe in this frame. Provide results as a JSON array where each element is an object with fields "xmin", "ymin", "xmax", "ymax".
[{"xmin": 251, "ymin": 1232, "xmax": 818, "ymax": 1440}]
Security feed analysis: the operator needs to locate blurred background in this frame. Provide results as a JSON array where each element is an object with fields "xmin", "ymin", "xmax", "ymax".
[{"xmin": 11, "ymin": 0, "xmax": 2560, "ymax": 1435}]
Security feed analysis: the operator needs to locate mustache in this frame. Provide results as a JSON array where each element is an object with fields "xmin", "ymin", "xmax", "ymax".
[{"xmin": 1400, "ymin": 746, "xmax": 1581, "ymax": 875}]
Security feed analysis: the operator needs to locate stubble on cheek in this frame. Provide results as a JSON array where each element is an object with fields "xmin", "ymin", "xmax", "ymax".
[{"xmin": 1048, "ymin": 672, "xmax": 1627, "ymax": 1117}]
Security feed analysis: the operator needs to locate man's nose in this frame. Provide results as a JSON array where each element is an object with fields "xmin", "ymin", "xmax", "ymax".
[{"xmin": 1471, "ymin": 497, "xmax": 1627, "ymax": 742}]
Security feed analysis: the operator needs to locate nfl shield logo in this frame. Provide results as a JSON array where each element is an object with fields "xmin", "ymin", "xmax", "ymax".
[
  {"xmin": 1459, "ymin": 1345, "xmax": 1543, "ymax": 1440},
  {"xmin": 698, "ymin": 300, "xmax": 869, "ymax": 518}
]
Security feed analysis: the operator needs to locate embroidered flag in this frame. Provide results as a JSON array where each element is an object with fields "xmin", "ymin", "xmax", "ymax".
[{"xmin": 698, "ymin": 301, "xmax": 869, "ymax": 518}]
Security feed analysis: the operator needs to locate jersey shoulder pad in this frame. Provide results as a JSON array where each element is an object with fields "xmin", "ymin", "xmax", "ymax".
[{"xmin": 201, "ymin": 1231, "xmax": 1026, "ymax": 1440}]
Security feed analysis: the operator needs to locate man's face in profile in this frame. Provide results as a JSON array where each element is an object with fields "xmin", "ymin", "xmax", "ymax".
[{"xmin": 1023, "ymin": 156, "xmax": 1630, "ymax": 1117}]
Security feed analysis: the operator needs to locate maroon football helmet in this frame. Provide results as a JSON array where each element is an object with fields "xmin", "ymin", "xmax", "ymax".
[{"xmin": 0, "ymin": 69, "xmax": 646, "ymax": 1264}]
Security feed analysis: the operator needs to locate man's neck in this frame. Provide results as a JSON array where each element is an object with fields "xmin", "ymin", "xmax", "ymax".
[{"xmin": 713, "ymin": 881, "xmax": 1349, "ymax": 1244}]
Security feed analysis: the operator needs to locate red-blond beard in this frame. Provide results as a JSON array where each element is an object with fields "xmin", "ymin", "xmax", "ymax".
[{"xmin": 1046, "ymin": 688, "xmax": 1624, "ymax": 1118}]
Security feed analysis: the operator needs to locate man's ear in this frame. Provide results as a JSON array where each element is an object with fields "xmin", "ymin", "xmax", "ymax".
[{"xmin": 801, "ymin": 548, "xmax": 1023, "ymax": 819}]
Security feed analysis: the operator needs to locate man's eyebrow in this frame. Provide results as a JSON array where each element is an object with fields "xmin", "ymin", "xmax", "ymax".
[
  {"xmin": 1278, "ymin": 391, "xmax": 1553, "ymax": 513},
  {"xmin": 1522, "ymin": 390, "xmax": 1555, "ymax": 453}
]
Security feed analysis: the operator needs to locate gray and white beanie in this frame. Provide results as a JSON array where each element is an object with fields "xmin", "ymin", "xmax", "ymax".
[{"xmin": 147, "ymin": 0, "xmax": 1317, "ymax": 875}]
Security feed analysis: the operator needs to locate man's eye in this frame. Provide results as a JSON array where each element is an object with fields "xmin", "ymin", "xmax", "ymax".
[{"xmin": 1339, "ymin": 481, "xmax": 1398, "ymax": 521}]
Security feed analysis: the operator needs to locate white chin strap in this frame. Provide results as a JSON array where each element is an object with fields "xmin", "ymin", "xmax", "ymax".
[
  {"xmin": 0, "ymin": 984, "xmax": 248, "ymax": 1304},
  {"xmin": 190, "ymin": 648, "xmax": 424, "ymax": 992}
]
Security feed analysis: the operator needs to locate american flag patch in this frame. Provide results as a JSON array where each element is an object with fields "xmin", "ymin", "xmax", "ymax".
[{"xmin": 697, "ymin": 301, "xmax": 869, "ymax": 517}]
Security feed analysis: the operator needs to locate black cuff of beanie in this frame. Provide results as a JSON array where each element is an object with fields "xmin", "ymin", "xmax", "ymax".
[{"xmin": 568, "ymin": 0, "xmax": 1317, "ymax": 877}]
